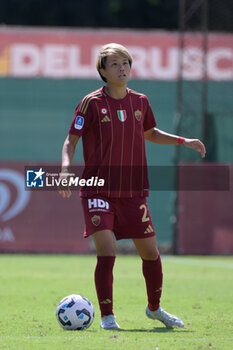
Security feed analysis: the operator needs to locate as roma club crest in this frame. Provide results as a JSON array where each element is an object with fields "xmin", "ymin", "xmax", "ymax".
[
  {"xmin": 91, "ymin": 215, "xmax": 101, "ymax": 226},
  {"xmin": 134, "ymin": 110, "xmax": 142, "ymax": 121}
]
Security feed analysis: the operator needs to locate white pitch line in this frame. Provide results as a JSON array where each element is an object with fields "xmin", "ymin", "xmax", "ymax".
[{"xmin": 163, "ymin": 256, "xmax": 233, "ymax": 269}]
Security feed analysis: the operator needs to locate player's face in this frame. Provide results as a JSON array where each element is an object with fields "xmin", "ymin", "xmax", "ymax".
[{"xmin": 100, "ymin": 54, "xmax": 131, "ymax": 86}]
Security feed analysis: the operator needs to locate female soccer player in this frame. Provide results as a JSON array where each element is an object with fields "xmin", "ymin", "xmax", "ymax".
[{"xmin": 59, "ymin": 43, "xmax": 206, "ymax": 330}]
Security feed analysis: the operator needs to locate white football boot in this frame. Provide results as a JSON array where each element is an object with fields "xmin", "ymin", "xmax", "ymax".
[
  {"xmin": 146, "ymin": 305, "xmax": 184, "ymax": 328},
  {"xmin": 100, "ymin": 315, "xmax": 120, "ymax": 330}
]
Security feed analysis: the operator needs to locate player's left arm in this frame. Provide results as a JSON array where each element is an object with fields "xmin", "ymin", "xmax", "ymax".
[{"xmin": 144, "ymin": 127, "xmax": 206, "ymax": 158}]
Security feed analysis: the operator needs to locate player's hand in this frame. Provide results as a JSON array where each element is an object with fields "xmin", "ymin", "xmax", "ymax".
[
  {"xmin": 58, "ymin": 187, "xmax": 71, "ymax": 198},
  {"xmin": 58, "ymin": 171, "xmax": 72, "ymax": 198},
  {"xmin": 183, "ymin": 138, "xmax": 206, "ymax": 158}
]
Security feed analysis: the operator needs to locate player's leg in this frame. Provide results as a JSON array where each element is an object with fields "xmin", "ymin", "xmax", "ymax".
[
  {"xmin": 81, "ymin": 196, "xmax": 119, "ymax": 329},
  {"xmin": 92, "ymin": 229, "xmax": 120, "ymax": 329},
  {"xmin": 133, "ymin": 236, "xmax": 162, "ymax": 310},
  {"xmin": 133, "ymin": 236, "xmax": 184, "ymax": 328}
]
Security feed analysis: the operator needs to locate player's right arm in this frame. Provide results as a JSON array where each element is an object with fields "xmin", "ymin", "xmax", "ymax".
[{"xmin": 58, "ymin": 133, "xmax": 80, "ymax": 198}]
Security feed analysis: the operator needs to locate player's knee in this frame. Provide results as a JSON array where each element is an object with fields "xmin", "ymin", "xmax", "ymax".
[
  {"xmin": 139, "ymin": 245, "xmax": 159, "ymax": 260},
  {"xmin": 92, "ymin": 238, "xmax": 116, "ymax": 256},
  {"xmin": 141, "ymin": 249, "xmax": 159, "ymax": 261},
  {"xmin": 92, "ymin": 230, "xmax": 116, "ymax": 256},
  {"xmin": 95, "ymin": 246, "xmax": 116, "ymax": 256}
]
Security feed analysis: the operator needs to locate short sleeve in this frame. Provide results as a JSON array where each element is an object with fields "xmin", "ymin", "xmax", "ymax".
[
  {"xmin": 143, "ymin": 97, "xmax": 157, "ymax": 131},
  {"xmin": 68, "ymin": 100, "xmax": 93, "ymax": 136}
]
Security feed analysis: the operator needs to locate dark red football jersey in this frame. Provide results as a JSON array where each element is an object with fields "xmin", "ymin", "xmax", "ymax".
[{"xmin": 69, "ymin": 86, "xmax": 156, "ymax": 197}]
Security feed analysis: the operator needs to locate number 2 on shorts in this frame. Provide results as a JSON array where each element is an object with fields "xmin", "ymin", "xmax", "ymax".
[{"xmin": 139, "ymin": 204, "xmax": 149, "ymax": 222}]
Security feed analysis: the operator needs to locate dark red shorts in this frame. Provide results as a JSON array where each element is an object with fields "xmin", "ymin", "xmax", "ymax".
[{"xmin": 81, "ymin": 195, "xmax": 155, "ymax": 240}]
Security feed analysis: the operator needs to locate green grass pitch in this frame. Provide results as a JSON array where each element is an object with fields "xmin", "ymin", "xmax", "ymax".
[{"xmin": 0, "ymin": 255, "xmax": 232, "ymax": 350}]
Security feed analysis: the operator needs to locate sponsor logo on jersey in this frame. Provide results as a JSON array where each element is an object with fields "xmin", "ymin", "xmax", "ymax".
[
  {"xmin": 117, "ymin": 110, "xmax": 127, "ymax": 122},
  {"xmin": 101, "ymin": 115, "xmax": 111, "ymax": 123},
  {"xmin": 74, "ymin": 115, "xmax": 84, "ymax": 130},
  {"xmin": 144, "ymin": 225, "xmax": 154, "ymax": 234},
  {"xmin": 134, "ymin": 109, "xmax": 142, "ymax": 121},
  {"xmin": 91, "ymin": 215, "xmax": 101, "ymax": 226},
  {"xmin": 88, "ymin": 198, "xmax": 109, "ymax": 212},
  {"xmin": 101, "ymin": 108, "xmax": 108, "ymax": 114}
]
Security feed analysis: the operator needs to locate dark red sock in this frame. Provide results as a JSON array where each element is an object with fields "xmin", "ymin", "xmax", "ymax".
[
  {"xmin": 94, "ymin": 256, "xmax": 116, "ymax": 317},
  {"xmin": 142, "ymin": 254, "xmax": 163, "ymax": 311}
]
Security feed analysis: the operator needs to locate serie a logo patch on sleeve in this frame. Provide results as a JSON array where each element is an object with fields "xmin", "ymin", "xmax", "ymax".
[{"xmin": 74, "ymin": 115, "xmax": 84, "ymax": 130}]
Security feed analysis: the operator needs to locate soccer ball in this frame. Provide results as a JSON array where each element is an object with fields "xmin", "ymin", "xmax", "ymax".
[{"xmin": 56, "ymin": 294, "xmax": 95, "ymax": 330}]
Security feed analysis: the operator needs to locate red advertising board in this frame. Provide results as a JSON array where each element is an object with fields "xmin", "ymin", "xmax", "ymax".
[
  {"xmin": 0, "ymin": 162, "xmax": 90, "ymax": 254},
  {"xmin": 177, "ymin": 164, "xmax": 233, "ymax": 255},
  {"xmin": 0, "ymin": 27, "xmax": 232, "ymax": 80}
]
